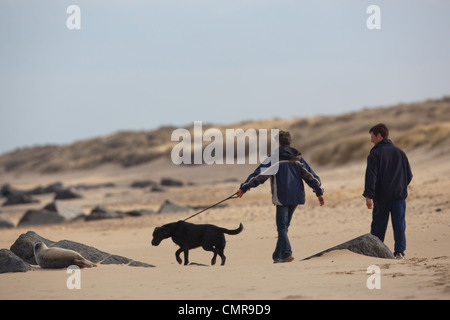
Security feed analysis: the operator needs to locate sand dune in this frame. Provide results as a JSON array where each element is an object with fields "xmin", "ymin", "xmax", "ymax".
[{"xmin": 1, "ymin": 97, "xmax": 449, "ymax": 173}]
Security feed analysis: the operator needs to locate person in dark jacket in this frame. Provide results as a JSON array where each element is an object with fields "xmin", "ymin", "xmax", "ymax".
[
  {"xmin": 236, "ymin": 131, "xmax": 324, "ymax": 263},
  {"xmin": 363, "ymin": 123, "xmax": 413, "ymax": 259}
]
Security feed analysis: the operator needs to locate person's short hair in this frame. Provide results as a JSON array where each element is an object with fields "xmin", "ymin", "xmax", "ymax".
[
  {"xmin": 369, "ymin": 123, "xmax": 389, "ymax": 139},
  {"xmin": 278, "ymin": 130, "xmax": 292, "ymax": 146}
]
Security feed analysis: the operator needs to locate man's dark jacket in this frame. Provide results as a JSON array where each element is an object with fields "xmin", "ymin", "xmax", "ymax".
[
  {"xmin": 363, "ymin": 139, "xmax": 413, "ymax": 201},
  {"xmin": 240, "ymin": 145, "xmax": 323, "ymax": 205}
]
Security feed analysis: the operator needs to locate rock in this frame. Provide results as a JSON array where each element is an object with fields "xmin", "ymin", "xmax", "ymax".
[
  {"xmin": 27, "ymin": 182, "xmax": 64, "ymax": 195},
  {"xmin": 0, "ymin": 249, "xmax": 32, "ymax": 273},
  {"xmin": 10, "ymin": 231, "xmax": 54, "ymax": 265},
  {"xmin": 128, "ymin": 260, "xmax": 155, "ymax": 268},
  {"xmin": 130, "ymin": 180, "xmax": 157, "ymax": 188},
  {"xmin": 17, "ymin": 201, "xmax": 85, "ymax": 227},
  {"xmin": 1, "ymin": 184, "xmax": 23, "ymax": 197},
  {"xmin": 150, "ymin": 186, "xmax": 165, "ymax": 192},
  {"xmin": 157, "ymin": 200, "xmax": 191, "ymax": 214},
  {"xmin": 125, "ymin": 209, "xmax": 155, "ymax": 217},
  {"xmin": 10, "ymin": 231, "xmax": 155, "ymax": 268},
  {"xmin": 54, "ymin": 188, "xmax": 82, "ymax": 200},
  {"xmin": 85, "ymin": 205, "xmax": 124, "ymax": 221},
  {"xmin": 1, "ymin": 182, "xmax": 64, "ymax": 197},
  {"xmin": 2, "ymin": 193, "xmax": 40, "ymax": 206},
  {"xmin": 17, "ymin": 209, "xmax": 64, "ymax": 227},
  {"xmin": 0, "ymin": 212, "xmax": 14, "ymax": 229},
  {"xmin": 302, "ymin": 233, "xmax": 395, "ymax": 260},
  {"xmin": 161, "ymin": 178, "xmax": 184, "ymax": 187},
  {"xmin": 43, "ymin": 201, "xmax": 85, "ymax": 221},
  {"xmin": 101, "ymin": 255, "xmax": 132, "ymax": 265},
  {"xmin": 71, "ymin": 182, "xmax": 115, "ymax": 190}
]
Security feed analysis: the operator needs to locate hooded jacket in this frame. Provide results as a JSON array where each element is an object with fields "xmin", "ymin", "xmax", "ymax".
[
  {"xmin": 363, "ymin": 139, "xmax": 413, "ymax": 201},
  {"xmin": 240, "ymin": 145, "xmax": 323, "ymax": 205}
]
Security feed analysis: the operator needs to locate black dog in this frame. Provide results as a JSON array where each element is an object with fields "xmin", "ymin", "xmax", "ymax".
[{"xmin": 151, "ymin": 220, "xmax": 243, "ymax": 266}]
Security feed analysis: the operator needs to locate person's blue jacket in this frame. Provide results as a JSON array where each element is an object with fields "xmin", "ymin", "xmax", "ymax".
[
  {"xmin": 240, "ymin": 145, "xmax": 323, "ymax": 205},
  {"xmin": 363, "ymin": 139, "xmax": 413, "ymax": 201}
]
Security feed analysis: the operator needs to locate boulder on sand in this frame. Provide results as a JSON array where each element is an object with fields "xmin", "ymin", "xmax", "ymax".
[
  {"xmin": 157, "ymin": 200, "xmax": 191, "ymax": 214},
  {"xmin": 43, "ymin": 201, "xmax": 85, "ymax": 221},
  {"xmin": 54, "ymin": 188, "xmax": 82, "ymax": 200},
  {"xmin": 0, "ymin": 249, "xmax": 32, "ymax": 273},
  {"xmin": 160, "ymin": 178, "xmax": 184, "ymax": 187},
  {"xmin": 17, "ymin": 201, "xmax": 85, "ymax": 227},
  {"xmin": 10, "ymin": 231, "xmax": 54, "ymax": 265},
  {"xmin": 302, "ymin": 233, "xmax": 395, "ymax": 260},
  {"xmin": 85, "ymin": 205, "xmax": 124, "ymax": 221},
  {"xmin": 2, "ymin": 193, "xmax": 39, "ymax": 206}
]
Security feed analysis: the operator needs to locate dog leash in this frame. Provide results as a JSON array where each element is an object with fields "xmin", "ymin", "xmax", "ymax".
[{"xmin": 183, "ymin": 192, "xmax": 238, "ymax": 222}]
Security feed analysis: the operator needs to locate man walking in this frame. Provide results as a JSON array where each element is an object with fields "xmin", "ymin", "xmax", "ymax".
[
  {"xmin": 236, "ymin": 130, "xmax": 324, "ymax": 263},
  {"xmin": 363, "ymin": 123, "xmax": 413, "ymax": 259}
]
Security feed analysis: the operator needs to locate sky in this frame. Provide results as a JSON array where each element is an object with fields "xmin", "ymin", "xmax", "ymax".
[{"xmin": 1, "ymin": 0, "xmax": 449, "ymax": 154}]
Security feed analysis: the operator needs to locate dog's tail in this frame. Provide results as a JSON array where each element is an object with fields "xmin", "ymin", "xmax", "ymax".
[{"xmin": 220, "ymin": 223, "xmax": 243, "ymax": 235}]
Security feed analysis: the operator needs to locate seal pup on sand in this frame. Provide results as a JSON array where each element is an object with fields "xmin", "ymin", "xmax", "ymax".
[{"xmin": 34, "ymin": 242, "xmax": 96, "ymax": 268}]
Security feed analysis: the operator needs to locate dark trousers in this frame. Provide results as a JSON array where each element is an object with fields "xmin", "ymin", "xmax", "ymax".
[
  {"xmin": 273, "ymin": 204, "xmax": 297, "ymax": 260},
  {"xmin": 370, "ymin": 199, "xmax": 406, "ymax": 254}
]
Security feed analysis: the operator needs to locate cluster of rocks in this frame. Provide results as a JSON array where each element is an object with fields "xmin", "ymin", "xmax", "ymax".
[
  {"xmin": 130, "ymin": 177, "xmax": 187, "ymax": 192},
  {"xmin": 0, "ymin": 182, "xmax": 116, "ymax": 206},
  {"xmin": 0, "ymin": 177, "xmax": 197, "ymax": 229},
  {"xmin": 0, "ymin": 231, "xmax": 154, "ymax": 273},
  {"xmin": 0, "ymin": 199, "xmax": 192, "ymax": 229}
]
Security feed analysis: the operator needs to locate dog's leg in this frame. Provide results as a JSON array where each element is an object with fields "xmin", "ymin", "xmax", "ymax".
[
  {"xmin": 175, "ymin": 248, "xmax": 183, "ymax": 264},
  {"xmin": 183, "ymin": 248, "xmax": 189, "ymax": 266},
  {"xmin": 211, "ymin": 249, "xmax": 218, "ymax": 266},
  {"xmin": 218, "ymin": 248, "xmax": 226, "ymax": 266}
]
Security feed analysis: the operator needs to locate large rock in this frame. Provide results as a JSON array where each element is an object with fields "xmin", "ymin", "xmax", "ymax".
[
  {"xmin": 17, "ymin": 201, "xmax": 85, "ymax": 227},
  {"xmin": 85, "ymin": 205, "xmax": 124, "ymax": 221},
  {"xmin": 17, "ymin": 209, "xmax": 64, "ymax": 227},
  {"xmin": 130, "ymin": 180, "xmax": 157, "ymax": 188},
  {"xmin": 27, "ymin": 182, "xmax": 64, "ymax": 195},
  {"xmin": 2, "ymin": 193, "xmax": 40, "ymax": 206},
  {"xmin": 302, "ymin": 233, "xmax": 395, "ymax": 260},
  {"xmin": 157, "ymin": 200, "xmax": 191, "ymax": 214},
  {"xmin": 9, "ymin": 231, "xmax": 154, "ymax": 268},
  {"xmin": 160, "ymin": 178, "xmax": 184, "ymax": 187},
  {"xmin": 54, "ymin": 188, "xmax": 82, "ymax": 200},
  {"xmin": 0, "ymin": 249, "xmax": 32, "ymax": 273},
  {"xmin": 10, "ymin": 231, "xmax": 54, "ymax": 264},
  {"xmin": 43, "ymin": 201, "xmax": 85, "ymax": 221}
]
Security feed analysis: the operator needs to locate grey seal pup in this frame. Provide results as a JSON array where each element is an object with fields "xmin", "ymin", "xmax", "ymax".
[{"xmin": 34, "ymin": 242, "xmax": 96, "ymax": 268}]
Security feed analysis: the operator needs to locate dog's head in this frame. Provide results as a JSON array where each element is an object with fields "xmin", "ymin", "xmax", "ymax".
[{"xmin": 151, "ymin": 225, "xmax": 171, "ymax": 246}]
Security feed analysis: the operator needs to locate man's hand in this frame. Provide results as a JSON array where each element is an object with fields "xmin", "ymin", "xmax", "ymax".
[
  {"xmin": 365, "ymin": 197, "xmax": 373, "ymax": 209},
  {"xmin": 236, "ymin": 189, "xmax": 244, "ymax": 198},
  {"xmin": 318, "ymin": 195, "xmax": 325, "ymax": 206}
]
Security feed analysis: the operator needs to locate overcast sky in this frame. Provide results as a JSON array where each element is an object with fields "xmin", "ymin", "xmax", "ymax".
[{"xmin": 1, "ymin": 0, "xmax": 449, "ymax": 154}]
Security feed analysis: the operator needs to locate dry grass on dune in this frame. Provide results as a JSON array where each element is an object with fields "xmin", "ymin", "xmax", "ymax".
[{"xmin": 1, "ymin": 97, "xmax": 449, "ymax": 173}]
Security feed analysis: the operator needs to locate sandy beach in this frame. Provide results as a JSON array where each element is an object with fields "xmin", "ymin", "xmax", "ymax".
[{"xmin": 0, "ymin": 147, "xmax": 449, "ymax": 301}]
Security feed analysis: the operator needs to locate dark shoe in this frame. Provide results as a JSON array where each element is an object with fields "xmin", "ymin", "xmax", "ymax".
[{"xmin": 278, "ymin": 256, "xmax": 294, "ymax": 263}]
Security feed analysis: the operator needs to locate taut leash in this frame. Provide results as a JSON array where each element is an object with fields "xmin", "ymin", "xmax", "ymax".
[{"xmin": 183, "ymin": 192, "xmax": 238, "ymax": 222}]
